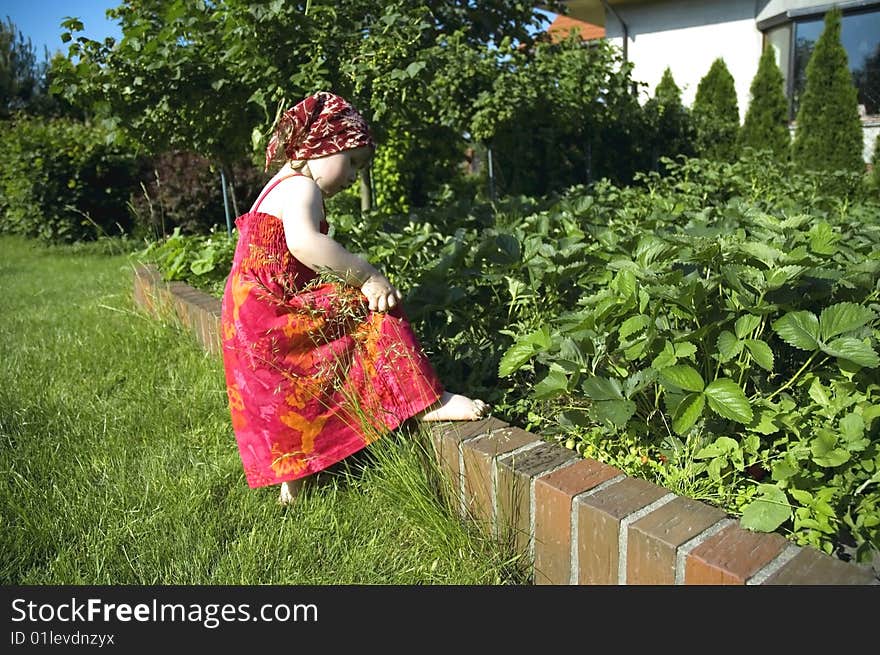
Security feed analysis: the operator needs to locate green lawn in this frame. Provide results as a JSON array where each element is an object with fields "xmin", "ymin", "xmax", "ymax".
[{"xmin": 0, "ymin": 235, "xmax": 525, "ymax": 585}]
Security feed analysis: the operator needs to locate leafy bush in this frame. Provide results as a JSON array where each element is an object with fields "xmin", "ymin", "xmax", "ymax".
[
  {"xmin": 127, "ymin": 150, "xmax": 266, "ymax": 240},
  {"xmin": 692, "ymin": 58, "xmax": 740, "ymax": 162},
  {"xmin": 488, "ymin": 154, "xmax": 879, "ymax": 561},
  {"xmin": 0, "ymin": 116, "xmax": 141, "ymax": 242},
  {"xmin": 643, "ymin": 68, "xmax": 695, "ymax": 172},
  {"xmin": 137, "ymin": 226, "xmax": 237, "ymax": 298},
  {"xmin": 470, "ymin": 35, "xmax": 651, "ymax": 196},
  {"xmin": 872, "ymin": 135, "xmax": 880, "ymax": 189},
  {"xmin": 740, "ymin": 45, "xmax": 790, "ymax": 160},
  {"xmin": 370, "ymin": 120, "xmax": 468, "ymax": 214},
  {"xmin": 792, "ymin": 7, "xmax": 864, "ymax": 174}
]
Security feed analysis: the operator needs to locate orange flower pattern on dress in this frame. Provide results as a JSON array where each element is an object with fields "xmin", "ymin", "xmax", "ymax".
[{"xmin": 220, "ymin": 173, "xmax": 444, "ymax": 488}]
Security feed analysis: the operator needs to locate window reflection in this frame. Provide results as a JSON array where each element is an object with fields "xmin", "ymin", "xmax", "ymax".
[{"xmin": 789, "ymin": 10, "xmax": 880, "ymax": 118}]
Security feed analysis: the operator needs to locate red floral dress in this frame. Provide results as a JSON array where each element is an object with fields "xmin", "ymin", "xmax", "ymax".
[{"xmin": 220, "ymin": 174, "xmax": 444, "ymax": 488}]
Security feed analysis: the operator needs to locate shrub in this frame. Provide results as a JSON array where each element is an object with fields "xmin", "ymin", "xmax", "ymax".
[
  {"xmin": 740, "ymin": 45, "xmax": 791, "ymax": 160},
  {"xmin": 127, "ymin": 151, "xmax": 266, "ymax": 240},
  {"xmin": 0, "ymin": 116, "xmax": 141, "ymax": 243},
  {"xmin": 873, "ymin": 135, "xmax": 880, "ymax": 189},
  {"xmin": 470, "ymin": 36, "xmax": 650, "ymax": 196},
  {"xmin": 791, "ymin": 7, "xmax": 864, "ymax": 174},
  {"xmin": 644, "ymin": 67, "xmax": 695, "ymax": 171},
  {"xmin": 692, "ymin": 58, "xmax": 740, "ymax": 161}
]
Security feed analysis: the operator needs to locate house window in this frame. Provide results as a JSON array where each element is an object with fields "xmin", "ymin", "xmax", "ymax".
[{"xmin": 787, "ymin": 8, "xmax": 880, "ymax": 119}]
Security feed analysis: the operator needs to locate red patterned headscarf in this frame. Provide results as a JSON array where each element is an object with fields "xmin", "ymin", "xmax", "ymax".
[{"xmin": 264, "ymin": 91, "xmax": 375, "ymax": 171}]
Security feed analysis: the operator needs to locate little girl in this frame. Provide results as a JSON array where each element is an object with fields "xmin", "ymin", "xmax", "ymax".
[{"xmin": 220, "ymin": 91, "xmax": 489, "ymax": 504}]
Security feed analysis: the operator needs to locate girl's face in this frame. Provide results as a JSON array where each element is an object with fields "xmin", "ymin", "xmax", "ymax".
[{"xmin": 306, "ymin": 146, "xmax": 372, "ymax": 197}]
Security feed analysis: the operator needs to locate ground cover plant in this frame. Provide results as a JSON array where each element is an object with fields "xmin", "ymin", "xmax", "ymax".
[
  {"xmin": 0, "ymin": 235, "xmax": 526, "ymax": 584},
  {"xmin": 138, "ymin": 151, "xmax": 880, "ymax": 566}
]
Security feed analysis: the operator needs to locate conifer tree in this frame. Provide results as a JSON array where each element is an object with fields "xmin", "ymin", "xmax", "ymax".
[
  {"xmin": 692, "ymin": 57, "xmax": 740, "ymax": 161},
  {"xmin": 645, "ymin": 67, "xmax": 694, "ymax": 170},
  {"xmin": 791, "ymin": 7, "xmax": 863, "ymax": 173},
  {"xmin": 872, "ymin": 134, "xmax": 880, "ymax": 189},
  {"xmin": 740, "ymin": 44, "xmax": 790, "ymax": 160}
]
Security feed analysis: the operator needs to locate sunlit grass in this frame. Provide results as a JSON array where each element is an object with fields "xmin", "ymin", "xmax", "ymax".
[{"xmin": 0, "ymin": 235, "xmax": 525, "ymax": 585}]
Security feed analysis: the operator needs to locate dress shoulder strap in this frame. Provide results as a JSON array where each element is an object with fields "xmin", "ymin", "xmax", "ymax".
[{"xmin": 250, "ymin": 172, "xmax": 305, "ymax": 213}]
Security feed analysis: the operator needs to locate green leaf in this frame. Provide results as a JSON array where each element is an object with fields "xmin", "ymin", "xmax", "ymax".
[
  {"xmin": 862, "ymin": 404, "xmax": 880, "ymax": 431},
  {"xmin": 498, "ymin": 342, "xmax": 536, "ymax": 377},
  {"xmin": 622, "ymin": 368, "xmax": 657, "ymax": 398},
  {"xmin": 612, "ymin": 269, "xmax": 637, "ymax": 298},
  {"xmin": 772, "ymin": 455, "xmax": 799, "ymax": 481},
  {"xmin": 190, "ymin": 258, "xmax": 215, "ymax": 275},
  {"xmin": 405, "ymin": 61, "xmax": 426, "ymax": 77},
  {"xmin": 623, "ymin": 338, "xmax": 649, "ymax": 361},
  {"xmin": 748, "ymin": 408, "xmax": 780, "ymax": 435},
  {"xmin": 674, "ymin": 342, "xmax": 697, "ymax": 359},
  {"xmin": 839, "ymin": 412, "xmax": 864, "ymax": 442},
  {"xmin": 821, "ymin": 337, "xmax": 880, "ymax": 368},
  {"xmin": 739, "ymin": 241, "xmax": 782, "ymax": 268},
  {"xmin": 734, "ymin": 314, "xmax": 762, "ymax": 339},
  {"xmin": 533, "ymin": 369, "xmax": 568, "ymax": 400},
  {"xmin": 808, "ymin": 377, "xmax": 831, "ymax": 407},
  {"xmin": 497, "ymin": 326, "xmax": 550, "ymax": 377},
  {"xmin": 744, "ymin": 339, "xmax": 774, "ymax": 372},
  {"xmin": 772, "ymin": 311, "xmax": 820, "ymax": 351},
  {"xmin": 809, "ymin": 221, "xmax": 838, "ymax": 255},
  {"xmin": 740, "ymin": 485, "xmax": 791, "ymax": 532},
  {"xmin": 704, "ymin": 378, "xmax": 753, "ymax": 424},
  {"xmin": 819, "ymin": 302, "xmax": 875, "ymax": 341},
  {"xmin": 672, "ymin": 392, "xmax": 705, "ymax": 434},
  {"xmin": 619, "ymin": 314, "xmax": 650, "ymax": 340},
  {"xmin": 658, "ymin": 365, "xmax": 705, "ymax": 392},
  {"xmin": 810, "ymin": 431, "xmax": 851, "ymax": 467},
  {"xmin": 251, "ymin": 126, "xmax": 264, "ymax": 152},
  {"xmin": 716, "ymin": 331, "xmax": 742, "ymax": 362},
  {"xmin": 582, "ymin": 376, "xmax": 624, "ymax": 401},
  {"xmin": 592, "ymin": 399, "xmax": 637, "ymax": 427},
  {"xmin": 765, "ymin": 265, "xmax": 805, "ymax": 291},
  {"xmin": 651, "ymin": 341, "xmax": 677, "ymax": 370},
  {"xmin": 696, "ymin": 436, "xmax": 739, "ymax": 458}
]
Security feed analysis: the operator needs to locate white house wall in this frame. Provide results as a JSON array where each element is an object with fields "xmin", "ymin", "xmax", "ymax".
[
  {"xmin": 603, "ymin": 0, "xmax": 763, "ymax": 122},
  {"xmin": 755, "ymin": 0, "xmax": 834, "ymax": 23}
]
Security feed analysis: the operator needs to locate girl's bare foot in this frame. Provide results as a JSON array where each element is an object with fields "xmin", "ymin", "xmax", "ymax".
[
  {"xmin": 278, "ymin": 477, "xmax": 309, "ymax": 505},
  {"xmin": 417, "ymin": 391, "xmax": 490, "ymax": 422}
]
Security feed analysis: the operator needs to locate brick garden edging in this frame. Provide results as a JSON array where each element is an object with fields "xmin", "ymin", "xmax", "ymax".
[{"xmin": 132, "ymin": 263, "xmax": 878, "ymax": 585}]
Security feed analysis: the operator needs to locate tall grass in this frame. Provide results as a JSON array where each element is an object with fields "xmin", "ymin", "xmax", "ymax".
[{"xmin": 0, "ymin": 235, "xmax": 526, "ymax": 585}]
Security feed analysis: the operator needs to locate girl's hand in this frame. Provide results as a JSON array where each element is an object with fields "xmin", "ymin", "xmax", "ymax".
[{"xmin": 360, "ymin": 274, "xmax": 403, "ymax": 312}]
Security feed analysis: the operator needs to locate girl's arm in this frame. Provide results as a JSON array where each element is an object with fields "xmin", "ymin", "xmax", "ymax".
[{"xmin": 277, "ymin": 177, "xmax": 402, "ymax": 312}]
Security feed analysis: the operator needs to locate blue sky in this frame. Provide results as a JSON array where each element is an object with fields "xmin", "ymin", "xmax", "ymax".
[{"xmin": 1, "ymin": 0, "xmax": 122, "ymax": 58}]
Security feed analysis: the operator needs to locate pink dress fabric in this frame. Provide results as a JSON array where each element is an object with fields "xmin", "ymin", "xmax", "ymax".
[{"xmin": 220, "ymin": 174, "xmax": 444, "ymax": 488}]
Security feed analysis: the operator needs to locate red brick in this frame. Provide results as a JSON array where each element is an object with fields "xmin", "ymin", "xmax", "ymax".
[
  {"xmin": 462, "ymin": 427, "xmax": 538, "ymax": 535},
  {"xmin": 576, "ymin": 477, "xmax": 670, "ymax": 585},
  {"xmin": 684, "ymin": 523, "xmax": 789, "ymax": 585},
  {"xmin": 426, "ymin": 417, "xmax": 509, "ymax": 515},
  {"xmin": 760, "ymin": 546, "xmax": 877, "ymax": 585},
  {"xmin": 534, "ymin": 459, "xmax": 623, "ymax": 585},
  {"xmin": 496, "ymin": 441, "xmax": 578, "ymax": 558},
  {"xmin": 198, "ymin": 304, "xmax": 222, "ymax": 355},
  {"xmin": 193, "ymin": 294, "xmax": 222, "ymax": 314},
  {"xmin": 133, "ymin": 265, "xmax": 164, "ymax": 317},
  {"xmin": 626, "ymin": 496, "xmax": 727, "ymax": 585},
  {"xmin": 132, "ymin": 266, "xmax": 155, "ymax": 310}
]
